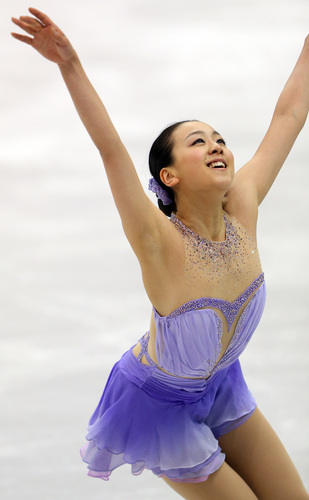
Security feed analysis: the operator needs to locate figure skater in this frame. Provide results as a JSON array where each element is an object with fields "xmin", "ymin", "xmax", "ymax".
[{"xmin": 11, "ymin": 8, "xmax": 309, "ymax": 500}]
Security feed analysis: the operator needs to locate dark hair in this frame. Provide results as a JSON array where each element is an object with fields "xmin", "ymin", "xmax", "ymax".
[{"xmin": 149, "ymin": 120, "xmax": 198, "ymax": 216}]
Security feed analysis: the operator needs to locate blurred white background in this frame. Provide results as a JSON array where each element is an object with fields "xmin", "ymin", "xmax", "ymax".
[{"xmin": 1, "ymin": 0, "xmax": 308, "ymax": 498}]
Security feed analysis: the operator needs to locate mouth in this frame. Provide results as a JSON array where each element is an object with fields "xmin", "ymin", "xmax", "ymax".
[{"xmin": 207, "ymin": 160, "xmax": 227, "ymax": 169}]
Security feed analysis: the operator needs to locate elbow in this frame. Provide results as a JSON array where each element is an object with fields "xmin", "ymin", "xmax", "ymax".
[
  {"xmin": 291, "ymin": 108, "xmax": 308, "ymax": 130},
  {"xmin": 98, "ymin": 136, "xmax": 123, "ymax": 161},
  {"xmin": 274, "ymin": 86, "xmax": 309, "ymax": 129},
  {"xmin": 274, "ymin": 104, "xmax": 308, "ymax": 131}
]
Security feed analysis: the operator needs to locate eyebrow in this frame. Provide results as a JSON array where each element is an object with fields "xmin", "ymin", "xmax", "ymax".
[{"xmin": 185, "ymin": 130, "xmax": 221, "ymax": 140}]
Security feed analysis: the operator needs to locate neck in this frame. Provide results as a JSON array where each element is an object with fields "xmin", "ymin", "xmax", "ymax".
[{"xmin": 175, "ymin": 198, "xmax": 226, "ymax": 242}]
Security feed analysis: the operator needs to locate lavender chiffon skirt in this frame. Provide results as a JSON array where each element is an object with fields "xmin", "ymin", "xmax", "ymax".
[{"xmin": 81, "ymin": 347, "xmax": 256, "ymax": 483}]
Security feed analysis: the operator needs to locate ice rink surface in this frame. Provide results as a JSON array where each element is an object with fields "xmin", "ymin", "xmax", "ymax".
[{"xmin": 1, "ymin": 0, "xmax": 309, "ymax": 498}]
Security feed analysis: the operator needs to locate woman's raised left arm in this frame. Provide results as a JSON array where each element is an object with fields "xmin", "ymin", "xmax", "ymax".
[{"xmin": 232, "ymin": 35, "xmax": 309, "ymax": 207}]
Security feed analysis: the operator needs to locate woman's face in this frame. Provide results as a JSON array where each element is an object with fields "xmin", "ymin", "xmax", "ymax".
[{"xmin": 167, "ymin": 121, "xmax": 234, "ymax": 194}]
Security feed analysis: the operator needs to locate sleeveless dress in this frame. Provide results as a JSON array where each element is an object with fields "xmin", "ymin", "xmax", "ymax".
[{"xmin": 81, "ymin": 211, "xmax": 266, "ymax": 483}]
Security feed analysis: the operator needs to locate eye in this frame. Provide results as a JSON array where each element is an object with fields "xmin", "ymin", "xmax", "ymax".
[
  {"xmin": 192, "ymin": 138, "xmax": 205, "ymax": 145},
  {"xmin": 217, "ymin": 138, "xmax": 226, "ymax": 146}
]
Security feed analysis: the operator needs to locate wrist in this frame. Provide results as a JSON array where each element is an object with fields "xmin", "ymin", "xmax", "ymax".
[{"xmin": 58, "ymin": 51, "xmax": 80, "ymax": 72}]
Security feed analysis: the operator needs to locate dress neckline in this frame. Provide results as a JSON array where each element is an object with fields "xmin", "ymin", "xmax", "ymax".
[
  {"xmin": 170, "ymin": 211, "xmax": 229, "ymax": 244},
  {"xmin": 153, "ymin": 273, "xmax": 264, "ymax": 323}
]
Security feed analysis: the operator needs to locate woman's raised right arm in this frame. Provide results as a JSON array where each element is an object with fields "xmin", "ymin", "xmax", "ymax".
[{"xmin": 11, "ymin": 8, "xmax": 168, "ymax": 257}]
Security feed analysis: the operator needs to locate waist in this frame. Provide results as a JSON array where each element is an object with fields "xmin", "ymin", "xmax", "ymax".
[{"xmin": 118, "ymin": 347, "xmax": 230, "ymax": 404}]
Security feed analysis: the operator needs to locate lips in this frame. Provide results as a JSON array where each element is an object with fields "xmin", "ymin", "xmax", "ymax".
[{"xmin": 207, "ymin": 160, "xmax": 227, "ymax": 169}]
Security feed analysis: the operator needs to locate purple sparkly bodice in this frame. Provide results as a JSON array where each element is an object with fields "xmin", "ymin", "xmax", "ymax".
[
  {"xmin": 139, "ymin": 212, "xmax": 265, "ymax": 379},
  {"xmin": 150, "ymin": 274, "xmax": 265, "ymax": 378}
]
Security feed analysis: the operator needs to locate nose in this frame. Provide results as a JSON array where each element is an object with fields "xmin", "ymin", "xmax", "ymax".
[{"xmin": 208, "ymin": 140, "xmax": 223, "ymax": 155}]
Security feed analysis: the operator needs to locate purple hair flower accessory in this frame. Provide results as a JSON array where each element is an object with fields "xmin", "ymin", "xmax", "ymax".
[{"xmin": 148, "ymin": 178, "xmax": 173, "ymax": 206}]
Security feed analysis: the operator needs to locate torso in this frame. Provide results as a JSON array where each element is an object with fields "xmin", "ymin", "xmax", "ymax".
[{"xmin": 133, "ymin": 211, "xmax": 263, "ymax": 375}]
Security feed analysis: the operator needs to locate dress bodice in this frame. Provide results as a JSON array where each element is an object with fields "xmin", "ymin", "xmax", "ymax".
[
  {"xmin": 139, "ymin": 211, "xmax": 265, "ymax": 379},
  {"xmin": 152, "ymin": 274, "xmax": 265, "ymax": 378}
]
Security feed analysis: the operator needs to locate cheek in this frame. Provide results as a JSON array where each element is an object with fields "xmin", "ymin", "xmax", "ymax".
[
  {"xmin": 227, "ymin": 150, "xmax": 234, "ymax": 166},
  {"xmin": 188, "ymin": 149, "xmax": 205, "ymax": 165},
  {"xmin": 227, "ymin": 148, "xmax": 234, "ymax": 159},
  {"xmin": 174, "ymin": 151, "xmax": 203, "ymax": 170}
]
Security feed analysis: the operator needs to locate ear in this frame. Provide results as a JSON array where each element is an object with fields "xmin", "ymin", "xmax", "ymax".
[{"xmin": 160, "ymin": 168, "xmax": 180, "ymax": 188}]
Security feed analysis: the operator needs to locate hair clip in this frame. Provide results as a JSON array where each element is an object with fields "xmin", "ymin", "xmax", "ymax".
[{"xmin": 148, "ymin": 178, "xmax": 173, "ymax": 205}]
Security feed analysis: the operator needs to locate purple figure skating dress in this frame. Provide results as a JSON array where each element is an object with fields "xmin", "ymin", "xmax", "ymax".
[{"xmin": 81, "ymin": 211, "xmax": 266, "ymax": 482}]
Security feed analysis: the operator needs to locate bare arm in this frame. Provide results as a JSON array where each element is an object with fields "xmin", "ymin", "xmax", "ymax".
[
  {"xmin": 227, "ymin": 35, "xmax": 309, "ymax": 225},
  {"xmin": 11, "ymin": 8, "xmax": 167, "ymax": 258}
]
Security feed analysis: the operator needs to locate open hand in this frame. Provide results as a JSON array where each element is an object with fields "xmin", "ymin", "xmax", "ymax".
[{"xmin": 11, "ymin": 8, "xmax": 76, "ymax": 65}]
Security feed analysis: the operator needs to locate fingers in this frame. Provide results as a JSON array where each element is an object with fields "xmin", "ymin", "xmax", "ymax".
[
  {"xmin": 28, "ymin": 7, "xmax": 53, "ymax": 27},
  {"xmin": 20, "ymin": 15, "xmax": 44, "ymax": 29},
  {"xmin": 11, "ymin": 16, "xmax": 41, "ymax": 36},
  {"xmin": 11, "ymin": 8, "xmax": 55, "ymax": 39},
  {"xmin": 11, "ymin": 8, "xmax": 68, "ymax": 51},
  {"xmin": 11, "ymin": 32, "xmax": 33, "ymax": 46}
]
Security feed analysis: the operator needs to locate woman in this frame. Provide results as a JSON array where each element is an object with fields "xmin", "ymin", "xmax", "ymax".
[{"xmin": 11, "ymin": 8, "xmax": 308, "ymax": 499}]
